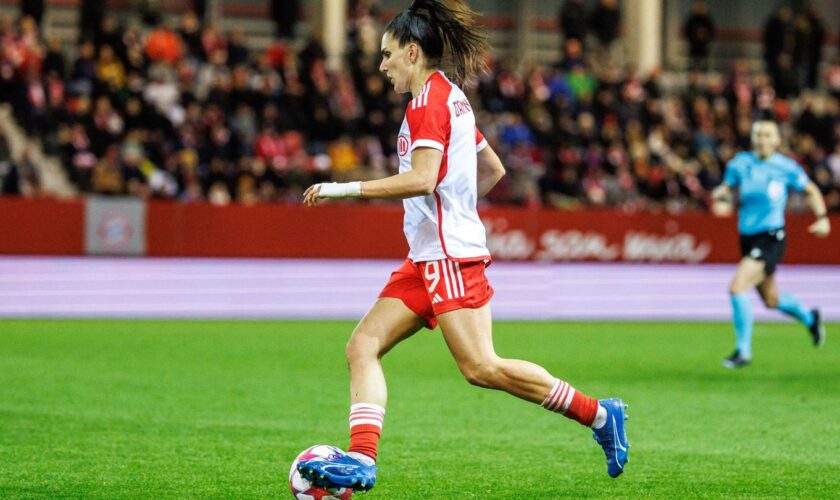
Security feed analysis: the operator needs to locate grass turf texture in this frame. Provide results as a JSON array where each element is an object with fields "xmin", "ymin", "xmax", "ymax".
[{"xmin": 1, "ymin": 320, "xmax": 838, "ymax": 499}]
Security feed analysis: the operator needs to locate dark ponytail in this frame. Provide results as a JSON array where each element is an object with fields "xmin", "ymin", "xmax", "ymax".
[{"xmin": 385, "ymin": 0, "xmax": 489, "ymax": 87}]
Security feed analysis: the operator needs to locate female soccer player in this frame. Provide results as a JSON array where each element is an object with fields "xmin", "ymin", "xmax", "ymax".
[
  {"xmin": 712, "ymin": 120, "xmax": 831, "ymax": 368},
  {"xmin": 297, "ymin": 0, "xmax": 628, "ymax": 491}
]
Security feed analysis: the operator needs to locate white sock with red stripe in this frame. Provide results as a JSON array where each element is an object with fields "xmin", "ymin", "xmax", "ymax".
[
  {"xmin": 541, "ymin": 378, "xmax": 605, "ymax": 428},
  {"xmin": 347, "ymin": 403, "xmax": 385, "ymax": 464}
]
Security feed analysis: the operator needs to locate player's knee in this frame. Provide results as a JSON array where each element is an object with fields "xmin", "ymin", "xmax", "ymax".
[{"xmin": 345, "ymin": 334, "xmax": 379, "ymax": 365}]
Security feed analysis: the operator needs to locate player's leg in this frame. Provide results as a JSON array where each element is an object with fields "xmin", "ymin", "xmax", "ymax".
[
  {"xmin": 299, "ymin": 297, "xmax": 424, "ymax": 491},
  {"xmin": 346, "ymin": 297, "xmax": 425, "ymax": 459},
  {"xmin": 300, "ymin": 259, "xmax": 433, "ymax": 491},
  {"xmin": 758, "ymin": 276, "xmax": 824, "ymax": 346},
  {"xmin": 436, "ymin": 305, "xmax": 628, "ymax": 478},
  {"xmin": 437, "ymin": 304, "xmax": 558, "ymax": 403},
  {"xmin": 723, "ymin": 257, "xmax": 766, "ymax": 367}
]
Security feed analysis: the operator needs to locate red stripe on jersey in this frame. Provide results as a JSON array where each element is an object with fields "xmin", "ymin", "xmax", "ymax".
[
  {"xmin": 429, "ymin": 76, "xmax": 452, "ymax": 259},
  {"xmin": 434, "ymin": 191, "xmax": 452, "ymax": 258}
]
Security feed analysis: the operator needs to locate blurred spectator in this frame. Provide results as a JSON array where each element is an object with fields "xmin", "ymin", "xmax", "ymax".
[
  {"xmin": 774, "ymin": 53, "xmax": 799, "ymax": 99},
  {"xmin": 792, "ymin": 6, "xmax": 825, "ymax": 90},
  {"xmin": 825, "ymin": 58, "xmax": 840, "ymax": 100},
  {"xmin": 91, "ymin": 144, "xmax": 124, "ymax": 195},
  {"xmin": 70, "ymin": 40, "xmax": 96, "ymax": 94},
  {"xmin": 683, "ymin": 1, "xmax": 715, "ymax": 72},
  {"xmin": 79, "ymin": 0, "xmax": 104, "ymax": 43},
  {"xmin": 227, "ymin": 28, "xmax": 250, "ymax": 67},
  {"xmin": 95, "ymin": 16, "xmax": 123, "ymax": 57},
  {"xmin": 20, "ymin": 0, "xmax": 44, "ymax": 29},
  {"xmin": 559, "ymin": 0, "xmax": 587, "ymax": 46},
  {"xmin": 179, "ymin": 11, "xmax": 204, "ymax": 61},
  {"xmin": 145, "ymin": 24, "xmax": 184, "ymax": 65},
  {"xmin": 0, "ymin": 136, "xmax": 19, "ymax": 195},
  {"xmin": 42, "ymin": 37, "xmax": 66, "ymax": 79},
  {"xmin": 0, "ymin": 7, "xmax": 837, "ymax": 215},
  {"xmin": 271, "ymin": 0, "xmax": 301, "ymax": 40},
  {"xmin": 588, "ymin": 0, "xmax": 620, "ymax": 49},
  {"xmin": 95, "ymin": 44, "xmax": 126, "ymax": 91},
  {"xmin": 201, "ymin": 24, "xmax": 228, "ymax": 64},
  {"xmin": 137, "ymin": 0, "xmax": 162, "ymax": 27},
  {"xmin": 763, "ymin": 6, "xmax": 793, "ymax": 82}
]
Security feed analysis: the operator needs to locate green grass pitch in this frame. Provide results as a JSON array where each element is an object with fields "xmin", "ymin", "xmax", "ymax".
[{"xmin": 1, "ymin": 319, "xmax": 838, "ymax": 498}]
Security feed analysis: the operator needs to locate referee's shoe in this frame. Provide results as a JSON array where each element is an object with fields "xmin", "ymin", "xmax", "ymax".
[
  {"xmin": 809, "ymin": 309, "xmax": 826, "ymax": 347},
  {"xmin": 721, "ymin": 350, "xmax": 751, "ymax": 369}
]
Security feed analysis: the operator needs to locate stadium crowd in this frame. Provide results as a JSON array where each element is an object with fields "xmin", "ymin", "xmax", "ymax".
[{"xmin": 1, "ymin": 2, "xmax": 839, "ymax": 213}]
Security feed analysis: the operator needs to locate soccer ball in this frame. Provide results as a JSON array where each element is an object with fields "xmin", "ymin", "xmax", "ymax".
[{"xmin": 289, "ymin": 445, "xmax": 353, "ymax": 500}]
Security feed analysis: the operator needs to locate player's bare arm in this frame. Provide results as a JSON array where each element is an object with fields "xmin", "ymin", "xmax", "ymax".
[
  {"xmin": 303, "ymin": 148, "xmax": 442, "ymax": 206},
  {"xmin": 361, "ymin": 147, "xmax": 442, "ymax": 199},
  {"xmin": 476, "ymin": 146, "xmax": 505, "ymax": 197},
  {"xmin": 803, "ymin": 181, "xmax": 831, "ymax": 237}
]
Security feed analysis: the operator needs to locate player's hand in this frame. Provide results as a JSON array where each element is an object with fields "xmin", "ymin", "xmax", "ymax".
[
  {"xmin": 808, "ymin": 217, "xmax": 831, "ymax": 238},
  {"xmin": 303, "ymin": 184, "xmax": 323, "ymax": 207}
]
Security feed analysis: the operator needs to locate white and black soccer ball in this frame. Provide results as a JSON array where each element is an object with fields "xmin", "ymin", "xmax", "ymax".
[{"xmin": 289, "ymin": 445, "xmax": 353, "ymax": 500}]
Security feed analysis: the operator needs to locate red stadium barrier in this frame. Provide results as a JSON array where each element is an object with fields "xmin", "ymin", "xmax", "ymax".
[
  {"xmin": 0, "ymin": 197, "xmax": 84, "ymax": 255},
  {"xmin": 1, "ymin": 197, "xmax": 837, "ymax": 263},
  {"xmin": 146, "ymin": 201, "xmax": 406, "ymax": 258}
]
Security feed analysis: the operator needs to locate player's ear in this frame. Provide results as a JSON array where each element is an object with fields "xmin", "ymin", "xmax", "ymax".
[{"xmin": 408, "ymin": 42, "xmax": 418, "ymax": 64}]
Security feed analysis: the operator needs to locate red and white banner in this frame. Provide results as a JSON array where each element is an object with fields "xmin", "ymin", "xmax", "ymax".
[
  {"xmin": 482, "ymin": 209, "xmax": 729, "ymax": 263},
  {"xmin": 1, "ymin": 198, "xmax": 837, "ymax": 264}
]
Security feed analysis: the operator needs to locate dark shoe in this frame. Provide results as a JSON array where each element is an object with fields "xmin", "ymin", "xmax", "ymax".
[
  {"xmin": 721, "ymin": 350, "xmax": 751, "ymax": 369},
  {"xmin": 808, "ymin": 309, "xmax": 826, "ymax": 347}
]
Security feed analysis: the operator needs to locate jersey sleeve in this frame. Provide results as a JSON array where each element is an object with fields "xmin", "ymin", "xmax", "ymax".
[
  {"xmin": 723, "ymin": 158, "xmax": 741, "ymax": 188},
  {"xmin": 406, "ymin": 97, "xmax": 450, "ymax": 153},
  {"xmin": 787, "ymin": 160, "xmax": 810, "ymax": 192},
  {"xmin": 476, "ymin": 126, "xmax": 488, "ymax": 152}
]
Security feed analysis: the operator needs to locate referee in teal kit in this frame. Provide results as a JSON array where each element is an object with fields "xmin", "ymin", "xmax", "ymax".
[{"xmin": 711, "ymin": 120, "xmax": 831, "ymax": 368}]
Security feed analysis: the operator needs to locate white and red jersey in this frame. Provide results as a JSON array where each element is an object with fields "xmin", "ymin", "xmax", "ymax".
[{"xmin": 397, "ymin": 71, "xmax": 490, "ymax": 263}]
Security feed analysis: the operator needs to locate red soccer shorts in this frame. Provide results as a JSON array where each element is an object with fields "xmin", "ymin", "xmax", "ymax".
[{"xmin": 379, "ymin": 258, "xmax": 494, "ymax": 329}]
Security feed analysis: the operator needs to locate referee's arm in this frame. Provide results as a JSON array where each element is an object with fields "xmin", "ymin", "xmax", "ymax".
[
  {"xmin": 711, "ymin": 183, "xmax": 733, "ymax": 202},
  {"xmin": 803, "ymin": 181, "xmax": 830, "ymax": 237}
]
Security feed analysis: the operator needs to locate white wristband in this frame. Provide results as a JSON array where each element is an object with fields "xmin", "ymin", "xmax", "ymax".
[{"xmin": 318, "ymin": 181, "xmax": 362, "ymax": 198}]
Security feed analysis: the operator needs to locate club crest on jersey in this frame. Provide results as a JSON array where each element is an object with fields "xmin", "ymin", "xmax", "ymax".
[{"xmin": 398, "ymin": 134, "xmax": 409, "ymax": 156}]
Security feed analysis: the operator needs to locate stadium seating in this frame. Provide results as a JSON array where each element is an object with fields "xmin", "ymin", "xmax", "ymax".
[{"xmin": 0, "ymin": 2, "xmax": 838, "ymax": 213}]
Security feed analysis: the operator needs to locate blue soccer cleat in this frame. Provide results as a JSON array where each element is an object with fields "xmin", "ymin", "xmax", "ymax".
[
  {"xmin": 592, "ymin": 398, "xmax": 629, "ymax": 478},
  {"xmin": 298, "ymin": 453, "xmax": 377, "ymax": 492}
]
